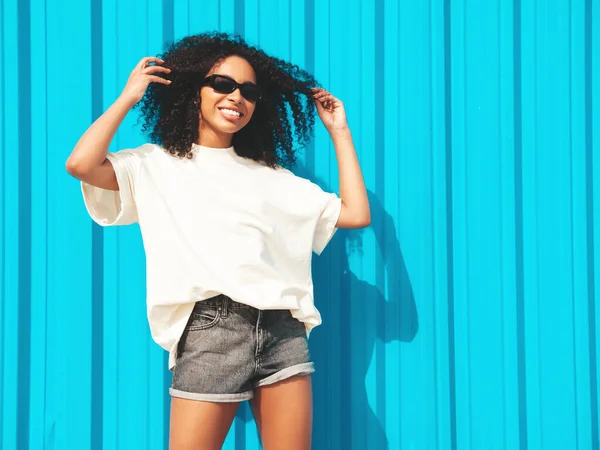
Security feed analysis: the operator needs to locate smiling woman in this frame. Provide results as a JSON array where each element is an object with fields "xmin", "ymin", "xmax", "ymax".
[{"xmin": 64, "ymin": 31, "xmax": 370, "ymax": 450}]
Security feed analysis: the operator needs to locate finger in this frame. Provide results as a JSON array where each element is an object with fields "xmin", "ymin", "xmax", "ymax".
[
  {"xmin": 321, "ymin": 94, "xmax": 337, "ymax": 104},
  {"xmin": 314, "ymin": 100, "xmax": 329, "ymax": 114},
  {"xmin": 313, "ymin": 97, "xmax": 324, "ymax": 110},
  {"xmin": 149, "ymin": 75, "xmax": 172, "ymax": 85},
  {"xmin": 143, "ymin": 65, "xmax": 171, "ymax": 74},
  {"xmin": 138, "ymin": 57, "xmax": 164, "ymax": 69},
  {"xmin": 323, "ymin": 95, "xmax": 341, "ymax": 105}
]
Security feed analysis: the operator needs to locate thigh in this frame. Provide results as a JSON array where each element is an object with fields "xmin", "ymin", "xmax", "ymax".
[
  {"xmin": 169, "ymin": 397, "xmax": 240, "ymax": 450},
  {"xmin": 250, "ymin": 375, "xmax": 313, "ymax": 450}
]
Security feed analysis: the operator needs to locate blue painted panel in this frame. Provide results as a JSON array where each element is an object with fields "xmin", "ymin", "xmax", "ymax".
[{"xmin": 1, "ymin": 0, "xmax": 599, "ymax": 449}]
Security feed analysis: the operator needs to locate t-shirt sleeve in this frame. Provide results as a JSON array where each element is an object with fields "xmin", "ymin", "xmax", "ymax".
[
  {"xmin": 312, "ymin": 187, "xmax": 343, "ymax": 255},
  {"xmin": 80, "ymin": 149, "xmax": 142, "ymax": 226}
]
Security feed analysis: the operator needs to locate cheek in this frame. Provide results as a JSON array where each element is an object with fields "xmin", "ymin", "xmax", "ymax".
[
  {"xmin": 199, "ymin": 91, "xmax": 219, "ymax": 117},
  {"xmin": 201, "ymin": 103, "xmax": 214, "ymax": 118},
  {"xmin": 243, "ymin": 104, "xmax": 257, "ymax": 123}
]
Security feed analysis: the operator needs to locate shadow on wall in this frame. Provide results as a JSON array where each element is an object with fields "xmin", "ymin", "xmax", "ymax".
[{"xmin": 233, "ymin": 158, "xmax": 419, "ymax": 449}]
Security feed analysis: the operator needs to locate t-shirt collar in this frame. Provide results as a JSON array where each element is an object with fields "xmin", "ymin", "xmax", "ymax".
[{"xmin": 191, "ymin": 142, "xmax": 236, "ymax": 156}]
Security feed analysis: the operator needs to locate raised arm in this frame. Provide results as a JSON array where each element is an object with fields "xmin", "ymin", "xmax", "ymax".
[
  {"xmin": 65, "ymin": 56, "xmax": 171, "ymax": 190},
  {"xmin": 312, "ymin": 88, "xmax": 371, "ymax": 228}
]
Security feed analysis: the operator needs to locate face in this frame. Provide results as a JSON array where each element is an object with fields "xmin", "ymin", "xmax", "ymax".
[{"xmin": 198, "ymin": 55, "xmax": 259, "ymax": 147}]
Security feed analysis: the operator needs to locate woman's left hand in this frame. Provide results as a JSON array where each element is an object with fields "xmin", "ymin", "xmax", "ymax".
[{"xmin": 312, "ymin": 88, "xmax": 349, "ymax": 134}]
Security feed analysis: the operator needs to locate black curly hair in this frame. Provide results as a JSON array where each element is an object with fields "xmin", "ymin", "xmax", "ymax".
[{"xmin": 134, "ymin": 32, "xmax": 320, "ymax": 169}]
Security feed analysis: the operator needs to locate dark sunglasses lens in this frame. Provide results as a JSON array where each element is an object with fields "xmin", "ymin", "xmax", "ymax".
[
  {"xmin": 210, "ymin": 75, "xmax": 261, "ymax": 101},
  {"xmin": 241, "ymin": 85, "xmax": 261, "ymax": 101},
  {"xmin": 211, "ymin": 76, "xmax": 236, "ymax": 94}
]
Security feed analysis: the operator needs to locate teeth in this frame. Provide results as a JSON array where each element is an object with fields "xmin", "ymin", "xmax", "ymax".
[{"xmin": 220, "ymin": 108, "xmax": 242, "ymax": 117}]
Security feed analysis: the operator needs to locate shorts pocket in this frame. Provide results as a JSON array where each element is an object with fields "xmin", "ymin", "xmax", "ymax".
[{"xmin": 187, "ymin": 304, "xmax": 221, "ymax": 331}]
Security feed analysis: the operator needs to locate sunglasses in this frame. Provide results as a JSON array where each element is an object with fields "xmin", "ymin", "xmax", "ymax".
[{"xmin": 202, "ymin": 74, "xmax": 263, "ymax": 102}]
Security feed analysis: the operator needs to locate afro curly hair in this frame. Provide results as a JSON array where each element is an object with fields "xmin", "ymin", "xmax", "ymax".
[{"xmin": 134, "ymin": 32, "xmax": 321, "ymax": 169}]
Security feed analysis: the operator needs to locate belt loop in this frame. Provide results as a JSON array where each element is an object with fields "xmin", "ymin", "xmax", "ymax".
[{"xmin": 221, "ymin": 295, "xmax": 229, "ymax": 318}]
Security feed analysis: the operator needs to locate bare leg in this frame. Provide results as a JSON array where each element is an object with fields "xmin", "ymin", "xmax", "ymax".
[
  {"xmin": 169, "ymin": 397, "xmax": 240, "ymax": 450},
  {"xmin": 250, "ymin": 375, "xmax": 313, "ymax": 450}
]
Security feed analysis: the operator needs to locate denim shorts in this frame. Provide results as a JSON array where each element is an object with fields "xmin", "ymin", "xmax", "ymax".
[{"xmin": 169, "ymin": 294, "xmax": 315, "ymax": 402}]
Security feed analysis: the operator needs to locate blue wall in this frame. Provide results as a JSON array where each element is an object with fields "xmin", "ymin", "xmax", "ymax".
[{"xmin": 1, "ymin": 0, "xmax": 599, "ymax": 448}]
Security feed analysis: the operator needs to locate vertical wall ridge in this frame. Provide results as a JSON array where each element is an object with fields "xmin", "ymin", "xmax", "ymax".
[
  {"xmin": 443, "ymin": 1, "xmax": 457, "ymax": 449},
  {"xmin": 585, "ymin": 0, "xmax": 598, "ymax": 447},
  {"xmin": 17, "ymin": 0, "xmax": 32, "ymax": 446},
  {"xmin": 513, "ymin": 0, "xmax": 528, "ymax": 448}
]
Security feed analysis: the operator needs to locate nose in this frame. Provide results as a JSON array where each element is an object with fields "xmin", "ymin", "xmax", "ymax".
[{"xmin": 226, "ymin": 88, "xmax": 243, "ymax": 103}]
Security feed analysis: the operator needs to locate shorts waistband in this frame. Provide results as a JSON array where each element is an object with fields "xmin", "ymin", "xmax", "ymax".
[{"xmin": 194, "ymin": 294, "xmax": 254, "ymax": 318}]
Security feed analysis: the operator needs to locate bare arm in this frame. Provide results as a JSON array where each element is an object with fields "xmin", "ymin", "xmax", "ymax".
[
  {"xmin": 330, "ymin": 128, "xmax": 371, "ymax": 228},
  {"xmin": 312, "ymin": 88, "xmax": 371, "ymax": 228},
  {"xmin": 65, "ymin": 56, "xmax": 171, "ymax": 190},
  {"xmin": 66, "ymin": 95, "xmax": 137, "ymax": 190}
]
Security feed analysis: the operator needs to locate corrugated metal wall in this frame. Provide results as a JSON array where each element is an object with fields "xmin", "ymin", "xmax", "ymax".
[{"xmin": 1, "ymin": 0, "xmax": 599, "ymax": 448}]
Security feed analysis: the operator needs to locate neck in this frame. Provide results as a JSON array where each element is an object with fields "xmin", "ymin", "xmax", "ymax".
[{"xmin": 197, "ymin": 121, "xmax": 233, "ymax": 148}]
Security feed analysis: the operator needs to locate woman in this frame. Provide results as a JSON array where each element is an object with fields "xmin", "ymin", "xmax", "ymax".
[{"xmin": 66, "ymin": 32, "xmax": 370, "ymax": 450}]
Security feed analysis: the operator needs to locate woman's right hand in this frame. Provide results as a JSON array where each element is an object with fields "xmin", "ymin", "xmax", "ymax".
[{"xmin": 120, "ymin": 57, "xmax": 172, "ymax": 106}]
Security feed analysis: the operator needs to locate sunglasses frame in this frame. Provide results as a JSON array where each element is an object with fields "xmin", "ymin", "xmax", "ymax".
[{"xmin": 202, "ymin": 74, "xmax": 263, "ymax": 102}]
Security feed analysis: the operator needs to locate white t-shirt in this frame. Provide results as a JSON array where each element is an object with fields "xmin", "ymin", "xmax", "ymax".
[{"xmin": 80, "ymin": 142, "xmax": 342, "ymax": 370}]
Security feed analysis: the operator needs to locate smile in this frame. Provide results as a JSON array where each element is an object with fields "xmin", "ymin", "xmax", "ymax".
[{"xmin": 218, "ymin": 107, "xmax": 244, "ymax": 120}]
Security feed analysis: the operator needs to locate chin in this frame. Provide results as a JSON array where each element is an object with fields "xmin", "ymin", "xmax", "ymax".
[
  {"xmin": 217, "ymin": 119, "xmax": 247, "ymax": 132},
  {"xmin": 216, "ymin": 124, "xmax": 243, "ymax": 135}
]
